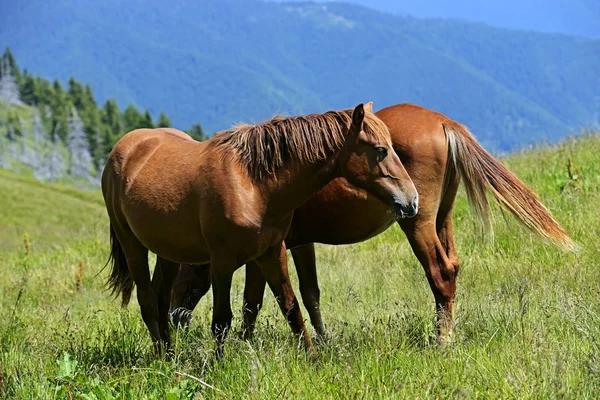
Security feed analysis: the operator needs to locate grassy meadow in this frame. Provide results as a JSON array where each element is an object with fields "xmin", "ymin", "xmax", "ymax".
[{"xmin": 0, "ymin": 133, "xmax": 599, "ymax": 398}]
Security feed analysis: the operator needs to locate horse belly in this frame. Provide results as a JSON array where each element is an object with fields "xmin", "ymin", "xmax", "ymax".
[{"xmin": 124, "ymin": 202, "xmax": 210, "ymax": 263}]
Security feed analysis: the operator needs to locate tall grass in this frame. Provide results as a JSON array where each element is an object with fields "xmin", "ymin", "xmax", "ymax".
[{"xmin": 0, "ymin": 133, "xmax": 599, "ymax": 398}]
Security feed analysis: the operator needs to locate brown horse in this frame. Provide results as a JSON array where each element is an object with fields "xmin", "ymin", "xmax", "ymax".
[
  {"xmin": 101, "ymin": 103, "xmax": 418, "ymax": 353},
  {"xmin": 171, "ymin": 103, "xmax": 575, "ymax": 343}
]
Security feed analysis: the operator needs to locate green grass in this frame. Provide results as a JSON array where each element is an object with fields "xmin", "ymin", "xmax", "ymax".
[{"xmin": 1, "ymin": 133, "xmax": 599, "ymax": 398}]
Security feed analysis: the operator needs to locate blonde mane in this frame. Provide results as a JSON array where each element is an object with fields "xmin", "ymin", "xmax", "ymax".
[{"xmin": 208, "ymin": 108, "xmax": 390, "ymax": 181}]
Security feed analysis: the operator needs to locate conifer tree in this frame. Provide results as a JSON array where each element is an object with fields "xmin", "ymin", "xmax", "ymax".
[
  {"xmin": 102, "ymin": 99, "xmax": 122, "ymax": 137},
  {"xmin": 188, "ymin": 123, "xmax": 207, "ymax": 141},
  {"xmin": 141, "ymin": 110, "xmax": 154, "ymax": 128},
  {"xmin": 50, "ymin": 80, "xmax": 69, "ymax": 142},
  {"xmin": 0, "ymin": 57, "xmax": 23, "ymax": 105},
  {"xmin": 2, "ymin": 48, "xmax": 21, "ymax": 85},
  {"xmin": 20, "ymin": 73, "xmax": 37, "ymax": 105},
  {"xmin": 67, "ymin": 107, "xmax": 93, "ymax": 179},
  {"xmin": 123, "ymin": 104, "xmax": 143, "ymax": 132},
  {"xmin": 157, "ymin": 111, "xmax": 171, "ymax": 128},
  {"xmin": 42, "ymin": 125, "xmax": 67, "ymax": 182}
]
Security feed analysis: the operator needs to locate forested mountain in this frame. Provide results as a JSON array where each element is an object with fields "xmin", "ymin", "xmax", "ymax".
[
  {"xmin": 1, "ymin": 0, "xmax": 598, "ymax": 151},
  {"xmin": 0, "ymin": 49, "xmax": 206, "ymax": 187}
]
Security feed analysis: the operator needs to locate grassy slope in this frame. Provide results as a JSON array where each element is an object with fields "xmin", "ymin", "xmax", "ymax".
[{"xmin": 0, "ymin": 133, "xmax": 599, "ymax": 398}]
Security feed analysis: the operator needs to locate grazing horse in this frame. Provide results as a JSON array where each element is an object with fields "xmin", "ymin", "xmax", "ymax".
[
  {"xmin": 171, "ymin": 103, "xmax": 575, "ymax": 343},
  {"xmin": 102, "ymin": 103, "xmax": 418, "ymax": 353}
]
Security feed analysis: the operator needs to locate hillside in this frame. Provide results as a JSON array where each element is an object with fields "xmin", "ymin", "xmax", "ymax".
[
  {"xmin": 1, "ymin": 132, "xmax": 599, "ymax": 397},
  {"xmin": 0, "ymin": 169, "xmax": 105, "ymax": 251},
  {"xmin": 0, "ymin": 0, "xmax": 598, "ymax": 151}
]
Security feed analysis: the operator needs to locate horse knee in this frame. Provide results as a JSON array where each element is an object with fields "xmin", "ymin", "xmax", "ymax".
[
  {"xmin": 451, "ymin": 259, "xmax": 460, "ymax": 276},
  {"xmin": 439, "ymin": 260, "xmax": 458, "ymax": 282}
]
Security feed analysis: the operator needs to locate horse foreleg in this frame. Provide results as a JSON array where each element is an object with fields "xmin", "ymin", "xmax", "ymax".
[
  {"xmin": 400, "ymin": 219, "xmax": 458, "ymax": 344},
  {"xmin": 292, "ymin": 243, "xmax": 326, "ymax": 339},
  {"xmin": 151, "ymin": 256, "xmax": 180, "ymax": 351},
  {"xmin": 255, "ymin": 243, "xmax": 314, "ymax": 352},
  {"xmin": 242, "ymin": 261, "xmax": 267, "ymax": 340}
]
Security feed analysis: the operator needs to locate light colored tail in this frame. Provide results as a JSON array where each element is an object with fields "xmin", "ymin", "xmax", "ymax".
[{"xmin": 443, "ymin": 122, "xmax": 576, "ymax": 250}]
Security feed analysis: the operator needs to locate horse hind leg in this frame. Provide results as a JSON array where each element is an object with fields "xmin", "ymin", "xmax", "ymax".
[
  {"xmin": 434, "ymin": 172, "xmax": 462, "ymax": 339},
  {"xmin": 437, "ymin": 169, "xmax": 461, "ymax": 276},
  {"xmin": 242, "ymin": 261, "xmax": 267, "ymax": 340},
  {"xmin": 112, "ymin": 224, "xmax": 162, "ymax": 351},
  {"xmin": 151, "ymin": 256, "xmax": 180, "ymax": 351},
  {"xmin": 437, "ymin": 210, "xmax": 460, "ymax": 284},
  {"xmin": 170, "ymin": 264, "xmax": 212, "ymax": 328},
  {"xmin": 255, "ymin": 243, "xmax": 314, "ymax": 352},
  {"xmin": 292, "ymin": 243, "xmax": 326, "ymax": 339},
  {"xmin": 400, "ymin": 216, "xmax": 458, "ymax": 344}
]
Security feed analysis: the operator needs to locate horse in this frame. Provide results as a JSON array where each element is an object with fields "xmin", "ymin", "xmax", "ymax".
[
  {"xmin": 170, "ymin": 103, "xmax": 575, "ymax": 343},
  {"xmin": 101, "ymin": 103, "xmax": 418, "ymax": 353}
]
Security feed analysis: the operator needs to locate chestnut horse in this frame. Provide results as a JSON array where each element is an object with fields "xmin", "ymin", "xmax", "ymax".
[
  {"xmin": 171, "ymin": 103, "xmax": 574, "ymax": 343},
  {"xmin": 102, "ymin": 103, "xmax": 418, "ymax": 353}
]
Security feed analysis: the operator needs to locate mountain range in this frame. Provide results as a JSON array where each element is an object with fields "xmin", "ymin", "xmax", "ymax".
[{"xmin": 1, "ymin": 0, "xmax": 598, "ymax": 151}]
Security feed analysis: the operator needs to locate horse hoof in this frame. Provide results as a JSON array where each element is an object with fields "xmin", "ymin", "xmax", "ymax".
[{"xmin": 171, "ymin": 307, "xmax": 192, "ymax": 329}]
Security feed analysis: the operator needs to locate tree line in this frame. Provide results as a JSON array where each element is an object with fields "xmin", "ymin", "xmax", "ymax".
[{"xmin": 0, "ymin": 47, "xmax": 207, "ymax": 185}]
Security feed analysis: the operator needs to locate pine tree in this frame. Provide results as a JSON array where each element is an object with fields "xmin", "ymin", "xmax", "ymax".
[
  {"xmin": 102, "ymin": 99, "xmax": 122, "ymax": 136},
  {"xmin": 0, "ymin": 57, "xmax": 23, "ymax": 105},
  {"xmin": 67, "ymin": 107, "xmax": 93, "ymax": 179},
  {"xmin": 123, "ymin": 104, "xmax": 143, "ymax": 132},
  {"xmin": 50, "ymin": 80, "xmax": 69, "ymax": 142},
  {"xmin": 68, "ymin": 77, "xmax": 85, "ymax": 110},
  {"xmin": 14, "ymin": 115, "xmax": 36, "ymax": 168},
  {"xmin": 36, "ymin": 78, "xmax": 54, "ymax": 108},
  {"xmin": 42, "ymin": 126, "xmax": 67, "ymax": 182},
  {"xmin": 157, "ymin": 111, "xmax": 171, "ymax": 128},
  {"xmin": 2, "ymin": 48, "xmax": 21, "ymax": 85},
  {"xmin": 31, "ymin": 109, "xmax": 45, "ymax": 143},
  {"xmin": 20, "ymin": 73, "xmax": 38, "ymax": 105},
  {"xmin": 141, "ymin": 110, "xmax": 154, "ymax": 128},
  {"xmin": 187, "ymin": 123, "xmax": 207, "ymax": 141}
]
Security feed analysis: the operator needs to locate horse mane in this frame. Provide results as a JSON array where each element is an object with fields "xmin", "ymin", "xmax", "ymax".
[{"xmin": 208, "ymin": 108, "xmax": 390, "ymax": 181}]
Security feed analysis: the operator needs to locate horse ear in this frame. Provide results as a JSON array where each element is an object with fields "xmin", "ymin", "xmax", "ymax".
[
  {"xmin": 364, "ymin": 101, "xmax": 373, "ymax": 113},
  {"xmin": 351, "ymin": 103, "xmax": 365, "ymax": 130}
]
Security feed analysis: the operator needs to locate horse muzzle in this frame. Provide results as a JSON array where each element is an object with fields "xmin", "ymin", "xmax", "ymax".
[{"xmin": 393, "ymin": 195, "xmax": 418, "ymax": 219}]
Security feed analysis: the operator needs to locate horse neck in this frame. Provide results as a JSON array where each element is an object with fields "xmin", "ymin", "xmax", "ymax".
[{"xmin": 260, "ymin": 156, "xmax": 339, "ymax": 219}]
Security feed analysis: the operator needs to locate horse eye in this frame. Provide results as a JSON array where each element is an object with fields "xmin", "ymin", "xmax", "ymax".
[{"xmin": 375, "ymin": 146, "xmax": 388, "ymax": 161}]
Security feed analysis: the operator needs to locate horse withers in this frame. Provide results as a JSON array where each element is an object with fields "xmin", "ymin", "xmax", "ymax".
[{"xmin": 102, "ymin": 103, "xmax": 417, "ymax": 354}]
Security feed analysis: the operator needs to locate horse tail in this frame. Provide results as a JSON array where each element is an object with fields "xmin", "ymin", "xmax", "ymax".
[
  {"xmin": 107, "ymin": 223, "xmax": 134, "ymax": 306},
  {"xmin": 443, "ymin": 122, "xmax": 576, "ymax": 250}
]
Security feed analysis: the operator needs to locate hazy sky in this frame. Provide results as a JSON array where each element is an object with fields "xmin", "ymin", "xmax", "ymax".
[{"xmin": 268, "ymin": 0, "xmax": 599, "ymax": 37}]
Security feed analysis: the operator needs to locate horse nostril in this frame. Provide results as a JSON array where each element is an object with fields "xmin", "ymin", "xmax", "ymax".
[{"xmin": 411, "ymin": 196, "xmax": 418, "ymax": 210}]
